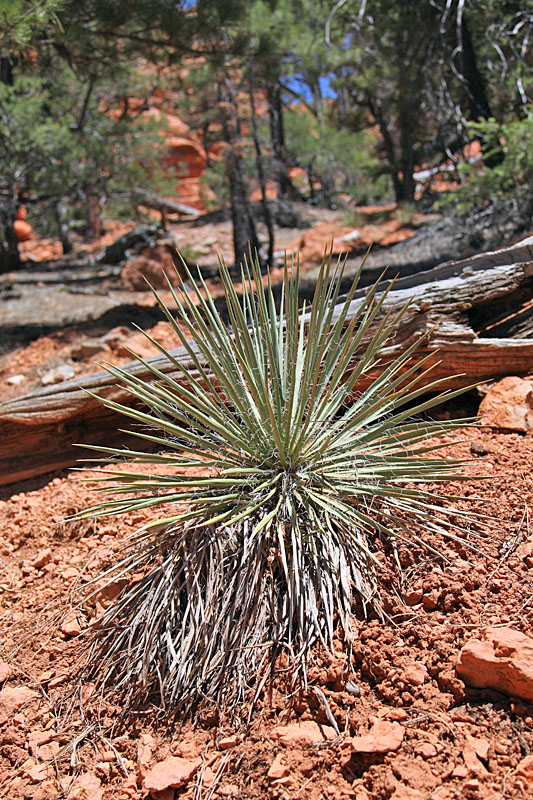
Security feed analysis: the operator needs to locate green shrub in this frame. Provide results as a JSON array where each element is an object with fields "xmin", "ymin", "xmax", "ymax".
[
  {"xmin": 452, "ymin": 110, "xmax": 533, "ymax": 212},
  {"xmin": 77, "ymin": 252, "xmax": 482, "ymax": 713}
]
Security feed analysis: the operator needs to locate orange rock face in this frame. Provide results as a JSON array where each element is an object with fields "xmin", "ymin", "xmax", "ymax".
[
  {"xmin": 478, "ymin": 376, "xmax": 533, "ymax": 432},
  {"xmin": 457, "ymin": 626, "xmax": 533, "ymax": 702},
  {"xmin": 14, "ymin": 219, "xmax": 33, "ymax": 242}
]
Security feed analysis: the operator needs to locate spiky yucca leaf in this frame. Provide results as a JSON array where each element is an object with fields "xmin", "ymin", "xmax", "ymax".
[{"xmin": 77, "ymin": 252, "xmax": 483, "ymax": 712}]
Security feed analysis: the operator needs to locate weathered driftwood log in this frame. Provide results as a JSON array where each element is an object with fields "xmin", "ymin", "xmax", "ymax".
[
  {"xmin": 1, "ymin": 238, "xmax": 533, "ymax": 486},
  {"xmin": 134, "ymin": 190, "xmax": 200, "ymax": 221}
]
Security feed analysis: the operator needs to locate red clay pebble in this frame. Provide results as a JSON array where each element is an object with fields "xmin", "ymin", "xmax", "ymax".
[
  {"xmin": 60, "ymin": 613, "xmax": 82, "ymax": 637},
  {"xmin": 478, "ymin": 376, "xmax": 533, "ymax": 432},
  {"xmin": 143, "ymin": 756, "xmax": 201, "ymax": 793},
  {"xmin": 0, "ymin": 662, "xmax": 14, "ymax": 682},
  {"xmin": 457, "ymin": 626, "xmax": 533, "ymax": 701},
  {"xmin": 218, "ymin": 735, "xmax": 239, "ymax": 750},
  {"xmin": 403, "ymin": 663, "xmax": 429, "ymax": 686},
  {"xmin": 350, "ymin": 718, "xmax": 405, "ymax": 753},
  {"xmin": 65, "ymin": 773, "xmax": 103, "ymax": 799},
  {"xmin": 422, "ymin": 591, "xmax": 439, "ymax": 611},
  {"xmin": 267, "ymin": 753, "xmax": 290, "ymax": 780},
  {"xmin": 30, "ymin": 548, "xmax": 52, "ymax": 569},
  {"xmin": 415, "ymin": 742, "xmax": 438, "ymax": 759},
  {"xmin": 270, "ymin": 721, "xmax": 336, "ymax": 746},
  {"xmin": 0, "ymin": 686, "xmax": 39, "ymax": 724},
  {"xmin": 390, "ymin": 785, "xmax": 425, "ymax": 800}
]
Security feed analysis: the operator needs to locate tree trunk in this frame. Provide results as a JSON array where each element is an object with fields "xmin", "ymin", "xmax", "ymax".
[
  {"xmin": 0, "ymin": 204, "xmax": 21, "ymax": 273},
  {"xmin": 87, "ymin": 194, "xmax": 102, "ymax": 239},
  {"xmin": 249, "ymin": 69, "xmax": 274, "ymax": 267},
  {"xmin": 53, "ymin": 201, "xmax": 73, "ymax": 255},
  {"xmin": 0, "ymin": 56, "xmax": 14, "ymax": 86},
  {"xmin": 225, "ymin": 146, "xmax": 261, "ymax": 268},
  {"xmin": 397, "ymin": 97, "xmax": 416, "ymax": 203},
  {"xmin": 459, "ymin": 14, "xmax": 503, "ymax": 168},
  {"xmin": 267, "ymin": 81, "xmax": 297, "ymax": 227},
  {"xmin": 366, "ymin": 93, "xmax": 404, "ymax": 203},
  {"xmin": 219, "ymin": 75, "xmax": 261, "ymax": 268}
]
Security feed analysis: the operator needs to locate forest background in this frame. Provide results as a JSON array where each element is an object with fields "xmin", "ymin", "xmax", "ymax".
[{"xmin": 0, "ymin": 0, "xmax": 531, "ymax": 273}]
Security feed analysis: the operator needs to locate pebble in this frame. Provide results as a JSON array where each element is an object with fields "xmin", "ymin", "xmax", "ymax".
[
  {"xmin": 267, "ymin": 753, "xmax": 289, "ymax": 780},
  {"xmin": 7, "ymin": 374, "xmax": 25, "ymax": 386},
  {"xmin": 345, "ymin": 681, "xmax": 361, "ymax": 695},
  {"xmin": 403, "ymin": 663, "xmax": 429, "ymax": 686},
  {"xmin": 470, "ymin": 440, "xmax": 488, "ymax": 456},
  {"xmin": 350, "ymin": 719, "xmax": 405, "ymax": 754},
  {"xmin": 41, "ymin": 364, "xmax": 76, "ymax": 386},
  {"xmin": 270, "ymin": 721, "xmax": 336, "ymax": 746},
  {"xmin": 218, "ymin": 735, "xmax": 239, "ymax": 750},
  {"xmin": 143, "ymin": 756, "xmax": 201, "ymax": 793},
  {"xmin": 457, "ymin": 626, "xmax": 533, "ymax": 702},
  {"xmin": 66, "ymin": 772, "xmax": 103, "ymax": 799},
  {"xmin": 0, "ymin": 686, "xmax": 39, "ymax": 725},
  {"xmin": 0, "ymin": 661, "xmax": 14, "ymax": 682},
  {"xmin": 30, "ymin": 548, "xmax": 52, "ymax": 569},
  {"xmin": 415, "ymin": 742, "xmax": 438, "ymax": 759},
  {"xmin": 61, "ymin": 614, "xmax": 82, "ymax": 637}
]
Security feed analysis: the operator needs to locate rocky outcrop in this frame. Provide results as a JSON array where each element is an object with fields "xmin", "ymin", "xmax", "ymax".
[{"xmin": 456, "ymin": 626, "xmax": 533, "ymax": 701}]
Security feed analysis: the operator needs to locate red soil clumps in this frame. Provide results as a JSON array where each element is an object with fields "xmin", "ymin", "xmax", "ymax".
[{"xmin": 0, "ymin": 427, "xmax": 532, "ymax": 798}]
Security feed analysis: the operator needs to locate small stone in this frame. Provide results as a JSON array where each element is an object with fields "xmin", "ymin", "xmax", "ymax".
[
  {"xmin": 61, "ymin": 614, "xmax": 82, "ymax": 637},
  {"xmin": 415, "ymin": 742, "xmax": 438, "ymax": 759},
  {"xmin": 41, "ymin": 364, "xmax": 76, "ymax": 386},
  {"xmin": 465, "ymin": 735, "xmax": 490, "ymax": 761},
  {"xmin": 0, "ymin": 662, "xmax": 14, "ymax": 682},
  {"xmin": 267, "ymin": 753, "xmax": 290, "ymax": 781},
  {"xmin": 390, "ymin": 786, "xmax": 425, "ymax": 800},
  {"xmin": 422, "ymin": 591, "xmax": 439, "ymax": 611},
  {"xmin": 470, "ymin": 440, "xmax": 488, "ymax": 456},
  {"xmin": 478, "ymin": 376, "xmax": 533, "ymax": 432},
  {"xmin": 457, "ymin": 626, "xmax": 533, "ymax": 702},
  {"xmin": 70, "ymin": 340, "xmax": 108, "ymax": 361},
  {"xmin": 462, "ymin": 742, "xmax": 489, "ymax": 775},
  {"xmin": 7, "ymin": 374, "xmax": 25, "ymax": 386},
  {"xmin": 67, "ymin": 772, "xmax": 103, "ymax": 799},
  {"xmin": 31, "ymin": 548, "xmax": 52, "ymax": 569},
  {"xmin": 217, "ymin": 785, "xmax": 240, "ymax": 798},
  {"xmin": 39, "ymin": 741, "xmax": 60, "ymax": 761},
  {"xmin": 345, "ymin": 681, "xmax": 361, "ymax": 695},
  {"xmin": 143, "ymin": 756, "xmax": 201, "ymax": 793},
  {"xmin": 403, "ymin": 589, "xmax": 423, "ymax": 607},
  {"xmin": 218, "ymin": 735, "xmax": 238, "ymax": 750},
  {"xmin": 48, "ymin": 674, "xmax": 68, "ymax": 689},
  {"xmin": 270, "ymin": 720, "xmax": 336, "ymax": 746},
  {"xmin": 516, "ymin": 755, "xmax": 533, "ymax": 782},
  {"xmin": 0, "ymin": 686, "xmax": 39, "ymax": 725},
  {"xmin": 27, "ymin": 762, "xmax": 48, "ymax": 782},
  {"xmin": 403, "ymin": 663, "xmax": 429, "ymax": 686},
  {"xmin": 350, "ymin": 719, "xmax": 405, "ymax": 754},
  {"xmin": 451, "ymin": 764, "xmax": 469, "ymax": 778},
  {"xmin": 387, "ymin": 709, "xmax": 409, "ymax": 722}
]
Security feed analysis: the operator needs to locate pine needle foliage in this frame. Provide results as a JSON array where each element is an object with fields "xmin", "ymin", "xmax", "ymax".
[{"xmin": 77, "ymin": 252, "xmax": 479, "ymax": 712}]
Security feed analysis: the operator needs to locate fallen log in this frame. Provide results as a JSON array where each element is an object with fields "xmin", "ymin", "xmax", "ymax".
[
  {"xmin": 134, "ymin": 190, "xmax": 200, "ymax": 222},
  {"xmin": 1, "ymin": 238, "xmax": 533, "ymax": 486}
]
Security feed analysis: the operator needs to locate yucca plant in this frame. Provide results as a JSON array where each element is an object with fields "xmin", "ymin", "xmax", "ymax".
[{"xmin": 76, "ymin": 251, "xmax": 483, "ymax": 713}]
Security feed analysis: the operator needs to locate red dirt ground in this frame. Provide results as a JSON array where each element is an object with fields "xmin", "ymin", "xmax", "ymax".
[{"xmin": 0, "ymin": 426, "xmax": 532, "ymax": 800}]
